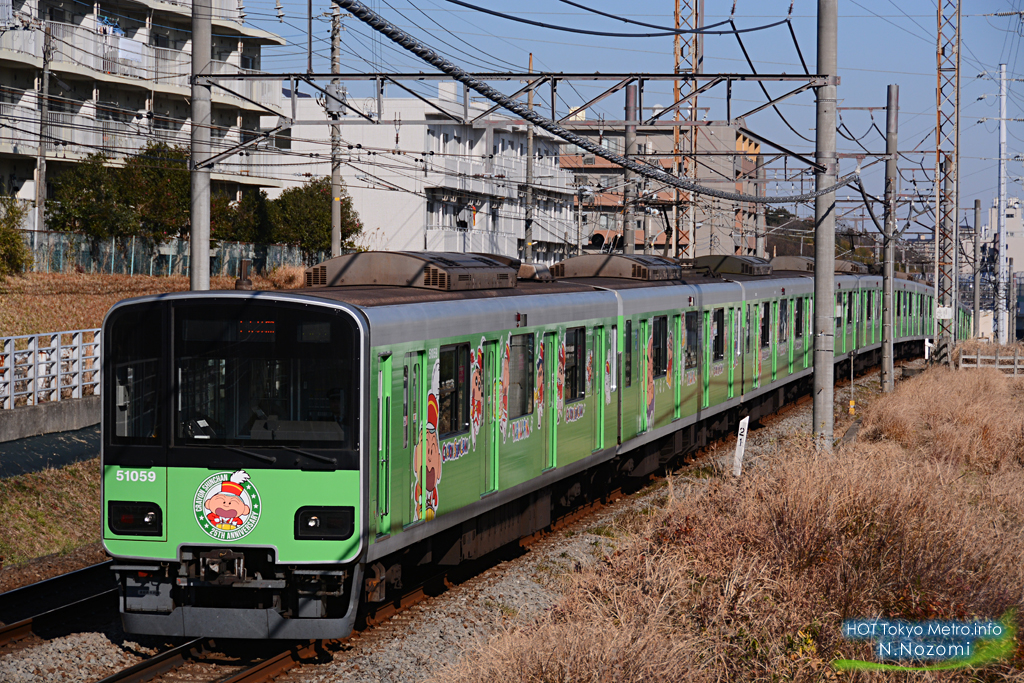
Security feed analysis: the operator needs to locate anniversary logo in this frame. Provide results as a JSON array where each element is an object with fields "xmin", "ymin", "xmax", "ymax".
[{"xmin": 194, "ymin": 470, "xmax": 262, "ymax": 542}]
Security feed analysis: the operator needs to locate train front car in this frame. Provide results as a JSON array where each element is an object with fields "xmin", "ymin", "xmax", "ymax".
[{"xmin": 101, "ymin": 293, "xmax": 366, "ymax": 639}]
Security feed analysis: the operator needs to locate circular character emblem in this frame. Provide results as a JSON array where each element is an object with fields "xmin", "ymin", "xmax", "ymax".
[{"xmin": 193, "ymin": 469, "xmax": 261, "ymax": 541}]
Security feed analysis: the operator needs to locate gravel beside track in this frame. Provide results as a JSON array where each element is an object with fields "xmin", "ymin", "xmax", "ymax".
[{"xmin": 0, "ymin": 362, "xmax": 905, "ymax": 682}]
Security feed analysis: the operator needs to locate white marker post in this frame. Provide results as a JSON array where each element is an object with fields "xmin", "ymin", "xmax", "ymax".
[{"xmin": 733, "ymin": 416, "xmax": 750, "ymax": 478}]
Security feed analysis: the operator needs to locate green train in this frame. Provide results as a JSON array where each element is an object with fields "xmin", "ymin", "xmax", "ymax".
[{"xmin": 102, "ymin": 252, "xmax": 969, "ymax": 639}]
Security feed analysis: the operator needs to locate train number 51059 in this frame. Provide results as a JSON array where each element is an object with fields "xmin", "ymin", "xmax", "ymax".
[{"xmin": 115, "ymin": 470, "xmax": 158, "ymax": 483}]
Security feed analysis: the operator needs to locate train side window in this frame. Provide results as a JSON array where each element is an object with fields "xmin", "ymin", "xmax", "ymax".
[
  {"xmin": 712, "ymin": 308, "xmax": 725, "ymax": 361},
  {"xmin": 795, "ymin": 298, "xmax": 804, "ymax": 338},
  {"xmin": 761, "ymin": 302, "xmax": 771, "ymax": 349},
  {"xmin": 610, "ymin": 325, "xmax": 618, "ymax": 392},
  {"xmin": 402, "ymin": 365, "xmax": 409, "ymax": 448},
  {"xmin": 652, "ymin": 316, "xmax": 668, "ymax": 378},
  {"xmin": 847, "ymin": 293, "xmax": 854, "ymax": 324},
  {"xmin": 779, "ymin": 299, "xmax": 789, "ymax": 343},
  {"xmin": 508, "ymin": 333, "xmax": 534, "ymax": 419},
  {"xmin": 734, "ymin": 309, "xmax": 742, "ymax": 357},
  {"xmin": 745, "ymin": 304, "xmax": 752, "ymax": 353},
  {"xmin": 624, "ymin": 320, "xmax": 632, "ymax": 387},
  {"xmin": 438, "ymin": 343, "xmax": 470, "ymax": 436},
  {"xmin": 685, "ymin": 311, "xmax": 699, "ymax": 369},
  {"xmin": 866, "ymin": 291, "xmax": 873, "ymax": 321},
  {"xmin": 565, "ymin": 327, "xmax": 586, "ymax": 402}
]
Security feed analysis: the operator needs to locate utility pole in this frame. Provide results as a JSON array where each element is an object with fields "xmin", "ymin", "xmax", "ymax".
[
  {"xmin": 812, "ymin": 0, "xmax": 838, "ymax": 449},
  {"xmin": 330, "ymin": 2, "xmax": 342, "ymax": 257},
  {"xmin": 576, "ymin": 188, "xmax": 583, "ymax": 255},
  {"xmin": 934, "ymin": 0, "xmax": 960, "ymax": 359},
  {"xmin": 190, "ymin": 0, "xmax": 212, "ymax": 290},
  {"xmin": 35, "ymin": 25, "xmax": 51, "ymax": 234},
  {"xmin": 997, "ymin": 62, "xmax": 1008, "ymax": 343},
  {"xmin": 881, "ymin": 84, "xmax": 898, "ymax": 393},
  {"xmin": 974, "ymin": 198, "xmax": 981, "ymax": 337},
  {"xmin": 755, "ymin": 158, "xmax": 765, "ymax": 258},
  {"xmin": 624, "ymin": 84, "xmax": 637, "ymax": 254},
  {"xmin": 524, "ymin": 54, "xmax": 534, "ymax": 262}
]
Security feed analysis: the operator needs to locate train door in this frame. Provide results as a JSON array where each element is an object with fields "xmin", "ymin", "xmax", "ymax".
[
  {"xmin": 483, "ymin": 341, "xmax": 499, "ymax": 493},
  {"xmin": 639, "ymin": 319, "xmax": 650, "ymax": 431},
  {"xmin": 404, "ymin": 351, "xmax": 424, "ymax": 525},
  {"xmin": 701, "ymin": 310, "xmax": 711, "ymax": 408},
  {"xmin": 593, "ymin": 326, "xmax": 605, "ymax": 451},
  {"xmin": 544, "ymin": 332, "xmax": 557, "ymax": 470},
  {"xmin": 377, "ymin": 354, "xmax": 393, "ymax": 536},
  {"xmin": 726, "ymin": 309, "xmax": 736, "ymax": 400},
  {"xmin": 672, "ymin": 315, "xmax": 682, "ymax": 419}
]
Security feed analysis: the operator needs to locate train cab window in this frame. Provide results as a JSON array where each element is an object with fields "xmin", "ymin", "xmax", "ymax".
[
  {"xmin": 652, "ymin": 316, "xmax": 668, "ymax": 377},
  {"xmin": 712, "ymin": 308, "xmax": 725, "ymax": 361},
  {"xmin": 439, "ymin": 344, "xmax": 470, "ymax": 436},
  {"xmin": 795, "ymin": 298, "xmax": 804, "ymax": 338},
  {"xmin": 107, "ymin": 305, "xmax": 162, "ymax": 443},
  {"xmin": 565, "ymin": 327, "xmax": 586, "ymax": 402},
  {"xmin": 624, "ymin": 320, "xmax": 632, "ymax": 387},
  {"xmin": 760, "ymin": 302, "xmax": 771, "ymax": 349},
  {"xmin": 174, "ymin": 303, "xmax": 359, "ymax": 450},
  {"xmin": 508, "ymin": 334, "xmax": 534, "ymax": 419},
  {"xmin": 685, "ymin": 311, "xmax": 699, "ymax": 369},
  {"xmin": 779, "ymin": 300, "xmax": 789, "ymax": 344}
]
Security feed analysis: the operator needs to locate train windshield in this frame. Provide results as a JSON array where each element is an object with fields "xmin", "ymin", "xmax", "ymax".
[{"xmin": 174, "ymin": 302, "xmax": 359, "ymax": 449}]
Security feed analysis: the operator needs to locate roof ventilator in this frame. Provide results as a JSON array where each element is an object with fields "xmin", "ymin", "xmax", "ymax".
[
  {"xmin": 303, "ymin": 252, "xmax": 517, "ymax": 291},
  {"xmin": 549, "ymin": 254, "xmax": 683, "ymax": 281}
]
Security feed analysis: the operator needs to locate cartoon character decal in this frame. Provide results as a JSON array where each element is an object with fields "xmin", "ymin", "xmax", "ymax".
[
  {"xmin": 586, "ymin": 349, "xmax": 594, "ymax": 396},
  {"xmin": 194, "ymin": 470, "xmax": 261, "ymax": 541},
  {"xmin": 535, "ymin": 341, "xmax": 545, "ymax": 429},
  {"xmin": 499, "ymin": 336, "xmax": 510, "ymax": 441},
  {"xmin": 413, "ymin": 360, "xmax": 442, "ymax": 522},
  {"xmin": 556, "ymin": 336, "xmax": 566, "ymax": 424},
  {"xmin": 604, "ymin": 346, "xmax": 612, "ymax": 405},
  {"xmin": 470, "ymin": 338, "xmax": 485, "ymax": 448},
  {"xmin": 645, "ymin": 329, "xmax": 655, "ymax": 428}
]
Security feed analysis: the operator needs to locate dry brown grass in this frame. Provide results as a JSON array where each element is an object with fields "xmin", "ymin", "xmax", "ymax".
[
  {"xmin": 440, "ymin": 370, "xmax": 1024, "ymax": 683},
  {"xmin": 0, "ymin": 270, "xmax": 306, "ymax": 336},
  {"xmin": 860, "ymin": 366, "xmax": 1024, "ymax": 469},
  {"xmin": 954, "ymin": 339, "xmax": 1024, "ymax": 364},
  {"xmin": 0, "ymin": 458, "xmax": 101, "ymax": 567}
]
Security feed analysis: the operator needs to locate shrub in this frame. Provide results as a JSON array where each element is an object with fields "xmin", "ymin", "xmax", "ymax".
[{"xmin": 0, "ymin": 195, "xmax": 31, "ymax": 278}]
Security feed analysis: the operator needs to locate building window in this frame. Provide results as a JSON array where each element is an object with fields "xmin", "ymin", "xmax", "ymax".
[
  {"xmin": 685, "ymin": 311, "xmax": 699, "ymax": 369},
  {"xmin": 712, "ymin": 308, "xmax": 725, "ymax": 361},
  {"xmin": 652, "ymin": 316, "xmax": 667, "ymax": 377},
  {"xmin": 508, "ymin": 334, "xmax": 534, "ymax": 419},
  {"xmin": 565, "ymin": 327, "xmax": 586, "ymax": 402},
  {"xmin": 438, "ymin": 344, "xmax": 469, "ymax": 436}
]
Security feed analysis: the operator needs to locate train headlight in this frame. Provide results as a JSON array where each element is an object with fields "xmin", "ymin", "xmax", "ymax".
[
  {"xmin": 107, "ymin": 501, "xmax": 163, "ymax": 536},
  {"xmin": 295, "ymin": 506, "xmax": 354, "ymax": 540}
]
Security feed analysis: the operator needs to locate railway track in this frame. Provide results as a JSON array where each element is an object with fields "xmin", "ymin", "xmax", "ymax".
[{"xmin": 0, "ymin": 560, "xmax": 117, "ymax": 649}]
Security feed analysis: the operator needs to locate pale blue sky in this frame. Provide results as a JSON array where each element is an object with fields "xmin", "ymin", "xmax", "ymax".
[{"xmin": 242, "ymin": 0, "xmax": 1024, "ymax": 232}]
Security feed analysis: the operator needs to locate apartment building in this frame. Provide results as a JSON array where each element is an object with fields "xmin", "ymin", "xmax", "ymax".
[
  {"xmin": 264, "ymin": 83, "xmax": 577, "ymax": 263},
  {"xmin": 1, "ymin": 0, "xmax": 285, "ymax": 228},
  {"xmin": 560, "ymin": 121, "xmax": 762, "ymax": 257}
]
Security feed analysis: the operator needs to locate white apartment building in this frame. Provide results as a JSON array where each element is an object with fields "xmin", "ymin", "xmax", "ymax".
[
  {"xmin": 1, "ymin": 0, "xmax": 285, "ymax": 228},
  {"xmin": 263, "ymin": 82, "xmax": 577, "ymax": 263},
  {"xmin": 990, "ymin": 196, "xmax": 1023, "ymax": 272}
]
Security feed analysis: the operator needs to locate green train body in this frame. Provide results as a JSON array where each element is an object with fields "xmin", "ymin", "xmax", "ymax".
[{"xmin": 102, "ymin": 253, "xmax": 968, "ymax": 639}]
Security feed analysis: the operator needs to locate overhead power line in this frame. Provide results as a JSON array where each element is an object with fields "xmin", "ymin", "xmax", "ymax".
[
  {"xmin": 335, "ymin": 0, "xmax": 860, "ymax": 205},
  {"xmin": 437, "ymin": 0, "xmax": 790, "ymax": 38}
]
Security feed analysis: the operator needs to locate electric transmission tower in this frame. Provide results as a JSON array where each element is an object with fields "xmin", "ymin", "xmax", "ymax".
[{"xmin": 934, "ymin": 0, "xmax": 960, "ymax": 361}]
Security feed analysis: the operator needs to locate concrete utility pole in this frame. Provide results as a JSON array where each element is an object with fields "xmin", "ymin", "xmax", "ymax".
[
  {"xmin": 755, "ymin": 158, "xmax": 765, "ymax": 258},
  {"xmin": 330, "ymin": 2, "xmax": 342, "ymax": 258},
  {"xmin": 881, "ymin": 84, "xmax": 898, "ymax": 393},
  {"xmin": 624, "ymin": 84, "xmax": 637, "ymax": 254},
  {"xmin": 35, "ymin": 25, "xmax": 51, "ymax": 234},
  {"xmin": 190, "ymin": 0, "xmax": 212, "ymax": 290},
  {"xmin": 524, "ymin": 54, "xmax": 534, "ymax": 262},
  {"xmin": 974, "ymin": 198, "xmax": 981, "ymax": 337},
  {"xmin": 997, "ymin": 62, "xmax": 1008, "ymax": 343},
  {"xmin": 812, "ymin": 0, "xmax": 838, "ymax": 448}
]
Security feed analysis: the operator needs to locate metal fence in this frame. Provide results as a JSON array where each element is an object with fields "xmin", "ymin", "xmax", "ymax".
[
  {"xmin": 958, "ymin": 348, "xmax": 1024, "ymax": 375},
  {"xmin": 21, "ymin": 231, "xmax": 323, "ymax": 276},
  {"xmin": 0, "ymin": 329, "xmax": 101, "ymax": 409}
]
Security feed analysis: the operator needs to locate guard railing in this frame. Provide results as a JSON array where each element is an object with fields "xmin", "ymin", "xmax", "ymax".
[{"xmin": 0, "ymin": 329, "xmax": 101, "ymax": 409}]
